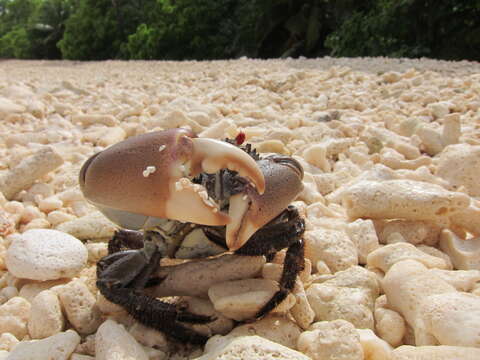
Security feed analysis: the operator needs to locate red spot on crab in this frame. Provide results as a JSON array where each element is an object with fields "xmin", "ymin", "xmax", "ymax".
[{"xmin": 235, "ymin": 131, "xmax": 246, "ymax": 145}]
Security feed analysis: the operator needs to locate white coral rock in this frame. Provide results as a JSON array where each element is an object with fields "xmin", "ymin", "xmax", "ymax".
[
  {"xmin": 5, "ymin": 229, "xmax": 87, "ymax": 281},
  {"xmin": 198, "ymin": 335, "xmax": 310, "ymax": 360},
  {"xmin": 297, "ymin": 320, "xmax": 363, "ymax": 360},
  {"xmin": 208, "ymin": 278, "xmax": 295, "ymax": 321},
  {"xmin": 96, "ymin": 319, "xmax": 148, "ymax": 360},
  {"xmin": 56, "ymin": 279, "xmax": 102, "ymax": 335},
  {"xmin": 416, "ymin": 292, "xmax": 480, "ymax": 347},
  {"xmin": 28, "ymin": 290, "xmax": 64, "ymax": 339},
  {"xmin": 0, "ymin": 296, "xmax": 31, "ymax": 339},
  {"xmin": 357, "ymin": 328, "xmax": 393, "ymax": 360},
  {"xmin": 342, "ymin": 179, "xmax": 470, "ymax": 221},
  {"xmin": 436, "ymin": 144, "xmax": 480, "ymax": 196},
  {"xmin": 382, "ymin": 260, "xmax": 456, "ymax": 333},
  {"xmin": 6, "ymin": 330, "xmax": 80, "ymax": 360},
  {"xmin": 227, "ymin": 315, "xmax": 302, "ymax": 349},
  {"xmin": 391, "ymin": 345, "xmax": 480, "ymax": 359},
  {"xmin": 367, "ymin": 242, "xmax": 449, "ymax": 272},
  {"xmin": 304, "ymin": 229, "xmax": 358, "ymax": 272}
]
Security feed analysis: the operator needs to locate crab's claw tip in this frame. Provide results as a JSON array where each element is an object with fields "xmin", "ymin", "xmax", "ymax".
[
  {"xmin": 191, "ymin": 137, "xmax": 265, "ymax": 194},
  {"xmin": 225, "ymin": 156, "xmax": 305, "ymax": 251},
  {"xmin": 224, "ymin": 193, "xmax": 257, "ymax": 251}
]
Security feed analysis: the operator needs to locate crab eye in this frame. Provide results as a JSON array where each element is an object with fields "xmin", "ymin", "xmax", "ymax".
[{"xmin": 269, "ymin": 156, "xmax": 304, "ymax": 180}]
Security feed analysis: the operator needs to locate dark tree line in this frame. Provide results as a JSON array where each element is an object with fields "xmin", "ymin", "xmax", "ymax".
[{"xmin": 0, "ymin": 0, "xmax": 478, "ymax": 61}]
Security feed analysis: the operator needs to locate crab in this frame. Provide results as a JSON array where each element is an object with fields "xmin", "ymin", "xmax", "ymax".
[{"xmin": 79, "ymin": 128, "xmax": 305, "ymax": 344}]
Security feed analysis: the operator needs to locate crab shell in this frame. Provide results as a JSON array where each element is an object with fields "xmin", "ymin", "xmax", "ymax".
[{"xmin": 79, "ymin": 129, "xmax": 303, "ymax": 250}]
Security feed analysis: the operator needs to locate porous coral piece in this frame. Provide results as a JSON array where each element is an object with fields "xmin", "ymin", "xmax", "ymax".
[
  {"xmin": 415, "ymin": 124, "xmax": 444, "ymax": 155},
  {"xmin": 357, "ymin": 328, "xmax": 393, "ymax": 360},
  {"xmin": 416, "ymin": 292, "xmax": 480, "ymax": 346},
  {"xmin": 71, "ymin": 114, "xmax": 118, "ymax": 127},
  {"xmin": 304, "ymin": 229, "xmax": 358, "ymax": 273},
  {"xmin": 436, "ymin": 144, "xmax": 480, "ymax": 196},
  {"xmin": 374, "ymin": 297, "xmax": 406, "ymax": 347},
  {"xmin": 450, "ymin": 202, "xmax": 480, "ymax": 237},
  {"xmin": 391, "ymin": 345, "xmax": 480, "ymax": 360},
  {"xmin": 227, "ymin": 315, "xmax": 302, "ymax": 349},
  {"xmin": 208, "ymin": 278, "xmax": 295, "ymax": 321},
  {"xmin": 306, "ymin": 266, "xmax": 378, "ymax": 329},
  {"xmin": 18, "ymin": 279, "xmax": 69, "ymax": 303},
  {"xmin": 128, "ymin": 322, "xmax": 169, "ymax": 352},
  {"xmin": 6, "ymin": 330, "xmax": 80, "ymax": 360},
  {"xmin": 382, "ymin": 260, "xmax": 456, "ymax": 333},
  {"xmin": 6, "ymin": 229, "xmax": 88, "ymax": 281},
  {"xmin": 199, "ymin": 335, "xmax": 310, "ymax": 360},
  {"xmin": 439, "ymin": 229, "xmax": 480, "ymax": 270},
  {"xmin": 28, "ymin": 290, "xmax": 64, "ymax": 339},
  {"xmin": 95, "ymin": 319, "xmax": 148, "ymax": 360},
  {"xmin": 367, "ymin": 242, "xmax": 449, "ymax": 272},
  {"xmin": 56, "ymin": 211, "xmax": 118, "ymax": 240},
  {"xmin": 0, "ymin": 296, "xmax": 31, "ymax": 339},
  {"xmin": 297, "ymin": 320, "xmax": 363, "ymax": 360},
  {"xmin": 427, "ymin": 269, "xmax": 480, "ymax": 291},
  {"xmin": 0, "ymin": 332, "xmax": 19, "ymax": 351},
  {"xmin": 345, "ymin": 219, "xmax": 380, "ymax": 264},
  {"xmin": 56, "ymin": 279, "xmax": 102, "ymax": 335},
  {"xmin": 374, "ymin": 219, "xmax": 441, "ymax": 245},
  {"xmin": 0, "ymin": 147, "xmax": 64, "ymax": 200},
  {"xmin": 342, "ymin": 179, "xmax": 470, "ymax": 221}
]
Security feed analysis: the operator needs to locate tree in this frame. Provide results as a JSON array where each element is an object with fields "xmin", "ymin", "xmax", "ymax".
[
  {"xmin": 325, "ymin": 0, "xmax": 480, "ymax": 60},
  {"xmin": 0, "ymin": 0, "xmax": 40, "ymax": 58},
  {"xmin": 59, "ymin": 0, "xmax": 150, "ymax": 60},
  {"xmin": 125, "ymin": 0, "xmax": 241, "ymax": 60},
  {"xmin": 28, "ymin": 0, "xmax": 74, "ymax": 58}
]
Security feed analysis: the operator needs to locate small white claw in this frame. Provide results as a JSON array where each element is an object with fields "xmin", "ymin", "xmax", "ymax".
[{"xmin": 225, "ymin": 193, "xmax": 260, "ymax": 251}]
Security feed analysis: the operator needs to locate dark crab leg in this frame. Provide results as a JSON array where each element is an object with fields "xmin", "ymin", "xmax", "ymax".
[
  {"xmin": 107, "ymin": 229, "xmax": 145, "ymax": 254},
  {"xmin": 97, "ymin": 240, "xmax": 213, "ymax": 344},
  {"xmin": 235, "ymin": 205, "xmax": 306, "ymax": 319},
  {"xmin": 98, "ymin": 284, "xmax": 212, "ymax": 344},
  {"xmin": 255, "ymin": 238, "xmax": 305, "ymax": 318}
]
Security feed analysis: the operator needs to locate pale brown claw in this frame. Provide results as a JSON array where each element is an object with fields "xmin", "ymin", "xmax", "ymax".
[
  {"xmin": 225, "ymin": 156, "xmax": 304, "ymax": 251},
  {"xmin": 79, "ymin": 129, "xmax": 265, "ymax": 228}
]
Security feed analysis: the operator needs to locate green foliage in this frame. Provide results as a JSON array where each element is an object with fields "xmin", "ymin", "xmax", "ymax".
[
  {"xmin": 126, "ymin": 23, "xmax": 159, "ymax": 60},
  {"xmin": 0, "ymin": 0, "xmax": 478, "ymax": 60},
  {"xmin": 124, "ymin": 0, "xmax": 241, "ymax": 60},
  {"xmin": 28, "ymin": 0, "xmax": 74, "ymax": 58},
  {"xmin": 59, "ymin": 0, "xmax": 123, "ymax": 60},
  {"xmin": 0, "ymin": 0, "xmax": 73, "ymax": 58},
  {"xmin": 0, "ymin": 26, "xmax": 32, "ymax": 58},
  {"xmin": 326, "ymin": 0, "xmax": 480, "ymax": 60},
  {"xmin": 0, "ymin": 0, "xmax": 39, "ymax": 58}
]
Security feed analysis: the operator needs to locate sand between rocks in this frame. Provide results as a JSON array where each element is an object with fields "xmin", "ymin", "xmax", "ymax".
[{"xmin": 1, "ymin": 58, "xmax": 480, "ymax": 360}]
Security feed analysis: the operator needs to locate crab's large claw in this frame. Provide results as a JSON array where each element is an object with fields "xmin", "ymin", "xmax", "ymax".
[
  {"xmin": 79, "ymin": 129, "xmax": 265, "ymax": 229},
  {"xmin": 226, "ymin": 155, "xmax": 304, "ymax": 251}
]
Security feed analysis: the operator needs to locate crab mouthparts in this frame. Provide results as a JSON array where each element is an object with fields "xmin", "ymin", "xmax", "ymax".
[
  {"xmin": 164, "ymin": 177, "xmax": 227, "ymax": 226},
  {"xmin": 167, "ymin": 176, "xmax": 253, "ymax": 251}
]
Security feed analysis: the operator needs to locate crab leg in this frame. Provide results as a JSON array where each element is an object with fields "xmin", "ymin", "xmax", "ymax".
[
  {"xmin": 234, "ymin": 206, "xmax": 306, "ymax": 318},
  {"xmin": 97, "ymin": 240, "xmax": 213, "ymax": 344}
]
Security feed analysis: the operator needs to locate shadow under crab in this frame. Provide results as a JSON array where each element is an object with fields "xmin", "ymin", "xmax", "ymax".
[{"xmin": 80, "ymin": 129, "xmax": 306, "ymax": 344}]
